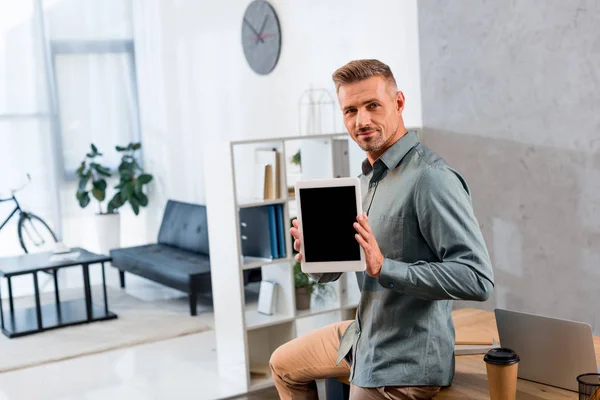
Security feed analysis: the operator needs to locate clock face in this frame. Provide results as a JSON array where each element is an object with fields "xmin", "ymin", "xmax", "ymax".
[{"xmin": 241, "ymin": 0, "xmax": 281, "ymax": 75}]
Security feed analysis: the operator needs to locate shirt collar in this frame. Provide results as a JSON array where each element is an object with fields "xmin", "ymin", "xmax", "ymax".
[{"xmin": 361, "ymin": 130, "xmax": 420, "ymax": 176}]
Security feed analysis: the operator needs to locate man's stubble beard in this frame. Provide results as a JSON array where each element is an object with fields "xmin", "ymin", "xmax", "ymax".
[{"xmin": 357, "ymin": 132, "xmax": 386, "ymax": 153}]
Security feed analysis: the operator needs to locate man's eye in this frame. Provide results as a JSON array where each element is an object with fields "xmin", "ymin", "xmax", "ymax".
[
  {"xmin": 345, "ymin": 109, "xmax": 356, "ymax": 115},
  {"xmin": 368, "ymin": 103, "xmax": 379, "ymax": 109}
]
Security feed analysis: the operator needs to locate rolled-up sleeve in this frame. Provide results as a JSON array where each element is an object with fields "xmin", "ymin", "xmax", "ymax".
[{"xmin": 378, "ymin": 165, "xmax": 494, "ymax": 301}]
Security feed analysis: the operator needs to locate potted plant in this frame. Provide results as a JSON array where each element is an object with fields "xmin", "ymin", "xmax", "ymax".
[
  {"xmin": 76, "ymin": 142, "xmax": 153, "ymax": 255},
  {"xmin": 76, "ymin": 144, "xmax": 119, "ymax": 255}
]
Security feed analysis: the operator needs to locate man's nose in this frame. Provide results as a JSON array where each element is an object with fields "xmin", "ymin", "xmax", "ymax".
[{"xmin": 356, "ymin": 108, "xmax": 371, "ymax": 128}]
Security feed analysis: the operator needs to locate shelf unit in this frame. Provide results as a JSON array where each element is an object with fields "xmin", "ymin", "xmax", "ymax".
[
  {"xmin": 203, "ymin": 129, "xmax": 422, "ymax": 395},
  {"xmin": 203, "ymin": 132, "xmax": 366, "ymax": 395}
]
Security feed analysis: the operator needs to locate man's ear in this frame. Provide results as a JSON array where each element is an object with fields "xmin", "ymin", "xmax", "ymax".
[{"xmin": 396, "ymin": 91, "xmax": 405, "ymax": 113}]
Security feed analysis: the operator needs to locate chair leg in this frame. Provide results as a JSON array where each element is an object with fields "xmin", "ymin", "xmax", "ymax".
[
  {"xmin": 189, "ymin": 292, "xmax": 197, "ymax": 316},
  {"xmin": 119, "ymin": 271, "xmax": 125, "ymax": 288}
]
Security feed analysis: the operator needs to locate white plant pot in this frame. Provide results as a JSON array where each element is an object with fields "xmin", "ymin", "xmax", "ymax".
[{"xmin": 94, "ymin": 213, "xmax": 121, "ymax": 256}]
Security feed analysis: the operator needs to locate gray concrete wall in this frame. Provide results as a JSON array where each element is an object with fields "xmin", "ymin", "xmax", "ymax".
[{"xmin": 417, "ymin": 0, "xmax": 600, "ymax": 333}]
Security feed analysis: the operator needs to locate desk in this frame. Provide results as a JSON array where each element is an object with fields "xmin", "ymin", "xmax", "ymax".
[{"xmin": 437, "ymin": 308, "xmax": 600, "ymax": 399}]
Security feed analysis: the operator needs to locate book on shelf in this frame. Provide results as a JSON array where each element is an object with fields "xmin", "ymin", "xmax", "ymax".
[
  {"xmin": 254, "ymin": 148, "xmax": 281, "ymax": 200},
  {"xmin": 257, "ymin": 280, "xmax": 278, "ymax": 315}
]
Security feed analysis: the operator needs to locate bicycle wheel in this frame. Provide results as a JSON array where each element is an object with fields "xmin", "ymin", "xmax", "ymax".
[{"xmin": 18, "ymin": 212, "xmax": 58, "ymax": 254}]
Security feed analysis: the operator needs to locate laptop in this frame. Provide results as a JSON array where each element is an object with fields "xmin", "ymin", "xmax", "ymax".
[{"xmin": 495, "ymin": 308, "xmax": 599, "ymax": 392}]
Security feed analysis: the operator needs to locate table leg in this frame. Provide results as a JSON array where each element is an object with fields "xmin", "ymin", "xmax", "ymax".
[
  {"xmin": 53, "ymin": 269, "xmax": 60, "ymax": 304},
  {"xmin": 53, "ymin": 269, "xmax": 61, "ymax": 320},
  {"xmin": 0, "ymin": 280, "xmax": 4, "ymax": 330},
  {"xmin": 7, "ymin": 277, "xmax": 14, "ymax": 315},
  {"xmin": 101, "ymin": 262, "xmax": 108, "ymax": 314},
  {"xmin": 82, "ymin": 263, "xmax": 92, "ymax": 321},
  {"xmin": 33, "ymin": 272, "xmax": 43, "ymax": 330}
]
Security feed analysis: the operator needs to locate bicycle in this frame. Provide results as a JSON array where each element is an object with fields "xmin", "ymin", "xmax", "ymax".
[{"xmin": 0, "ymin": 174, "xmax": 58, "ymax": 254}]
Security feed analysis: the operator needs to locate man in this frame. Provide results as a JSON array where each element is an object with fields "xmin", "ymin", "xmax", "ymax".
[{"xmin": 270, "ymin": 59, "xmax": 494, "ymax": 400}]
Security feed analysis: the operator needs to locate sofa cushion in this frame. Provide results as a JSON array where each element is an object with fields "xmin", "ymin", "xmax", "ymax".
[
  {"xmin": 157, "ymin": 200, "xmax": 210, "ymax": 255},
  {"xmin": 110, "ymin": 244, "xmax": 210, "ymax": 290}
]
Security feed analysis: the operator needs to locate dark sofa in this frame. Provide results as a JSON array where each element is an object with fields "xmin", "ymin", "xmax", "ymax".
[{"xmin": 110, "ymin": 200, "xmax": 260, "ymax": 316}]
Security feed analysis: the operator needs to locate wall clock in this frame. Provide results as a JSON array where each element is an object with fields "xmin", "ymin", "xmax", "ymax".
[{"xmin": 241, "ymin": 0, "xmax": 281, "ymax": 75}]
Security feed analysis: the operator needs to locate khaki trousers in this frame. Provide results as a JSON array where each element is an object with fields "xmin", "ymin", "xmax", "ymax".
[{"xmin": 269, "ymin": 320, "xmax": 441, "ymax": 400}]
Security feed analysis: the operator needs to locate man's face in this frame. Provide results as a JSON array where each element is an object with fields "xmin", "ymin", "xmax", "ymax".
[{"xmin": 337, "ymin": 76, "xmax": 404, "ymax": 156}]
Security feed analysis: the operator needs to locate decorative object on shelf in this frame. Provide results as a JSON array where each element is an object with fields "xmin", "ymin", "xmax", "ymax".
[
  {"xmin": 290, "ymin": 149, "xmax": 301, "ymax": 168},
  {"xmin": 257, "ymin": 280, "xmax": 278, "ymax": 315},
  {"xmin": 108, "ymin": 142, "xmax": 153, "ymax": 216},
  {"xmin": 298, "ymin": 88, "xmax": 337, "ymax": 136},
  {"xmin": 253, "ymin": 147, "xmax": 281, "ymax": 200},
  {"xmin": 241, "ymin": 0, "xmax": 281, "ymax": 75}
]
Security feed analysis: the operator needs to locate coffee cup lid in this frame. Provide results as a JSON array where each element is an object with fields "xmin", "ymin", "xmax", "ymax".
[{"xmin": 483, "ymin": 348, "xmax": 520, "ymax": 365}]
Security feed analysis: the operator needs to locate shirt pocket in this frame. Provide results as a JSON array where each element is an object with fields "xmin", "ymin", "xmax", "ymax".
[{"xmin": 373, "ymin": 214, "xmax": 404, "ymax": 260}]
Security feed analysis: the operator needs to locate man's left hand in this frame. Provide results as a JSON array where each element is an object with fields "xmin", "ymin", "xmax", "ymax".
[{"xmin": 354, "ymin": 213, "xmax": 384, "ymax": 278}]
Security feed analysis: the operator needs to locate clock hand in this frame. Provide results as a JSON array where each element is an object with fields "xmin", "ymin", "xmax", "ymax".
[
  {"xmin": 243, "ymin": 17, "xmax": 264, "ymax": 43},
  {"xmin": 258, "ymin": 14, "xmax": 270, "ymax": 36},
  {"xmin": 253, "ymin": 33, "xmax": 276, "ymax": 40}
]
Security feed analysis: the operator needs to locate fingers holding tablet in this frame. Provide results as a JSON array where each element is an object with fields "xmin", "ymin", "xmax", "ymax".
[{"xmin": 290, "ymin": 219, "xmax": 303, "ymax": 262}]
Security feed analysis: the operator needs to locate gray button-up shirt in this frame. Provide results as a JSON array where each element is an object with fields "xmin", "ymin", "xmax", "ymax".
[{"xmin": 310, "ymin": 131, "xmax": 494, "ymax": 388}]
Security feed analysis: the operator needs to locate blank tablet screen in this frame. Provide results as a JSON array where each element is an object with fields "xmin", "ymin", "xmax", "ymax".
[{"xmin": 299, "ymin": 185, "xmax": 361, "ymax": 262}]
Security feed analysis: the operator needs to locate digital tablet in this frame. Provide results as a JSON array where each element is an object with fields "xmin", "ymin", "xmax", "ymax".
[{"xmin": 295, "ymin": 177, "xmax": 366, "ymax": 273}]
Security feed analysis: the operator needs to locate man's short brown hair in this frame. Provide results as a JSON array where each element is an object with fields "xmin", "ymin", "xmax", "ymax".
[{"xmin": 332, "ymin": 59, "xmax": 397, "ymax": 92}]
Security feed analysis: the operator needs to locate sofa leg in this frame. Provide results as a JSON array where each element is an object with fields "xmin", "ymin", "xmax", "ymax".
[
  {"xmin": 189, "ymin": 292, "xmax": 197, "ymax": 316},
  {"xmin": 119, "ymin": 271, "xmax": 125, "ymax": 288}
]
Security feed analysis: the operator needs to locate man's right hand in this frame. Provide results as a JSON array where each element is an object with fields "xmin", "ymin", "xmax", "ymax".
[{"xmin": 290, "ymin": 218, "xmax": 303, "ymax": 262}]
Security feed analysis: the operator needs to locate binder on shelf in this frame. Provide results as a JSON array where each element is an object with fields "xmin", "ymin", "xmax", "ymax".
[
  {"xmin": 239, "ymin": 206, "xmax": 275, "ymax": 260},
  {"xmin": 275, "ymin": 204, "xmax": 286, "ymax": 258},
  {"xmin": 267, "ymin": 205, "xmax": 279, "ymax": 259}
]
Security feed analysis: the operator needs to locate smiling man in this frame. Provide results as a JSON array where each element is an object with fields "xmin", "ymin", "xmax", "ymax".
[{"xmin": 270, "ymin": 59, "xmax": 495, "ymax": 400}]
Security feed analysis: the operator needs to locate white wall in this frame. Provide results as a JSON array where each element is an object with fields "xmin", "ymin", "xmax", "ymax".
[{"xmin": 132, "ymin": 0, "xmax": 422, "ymax": 240}]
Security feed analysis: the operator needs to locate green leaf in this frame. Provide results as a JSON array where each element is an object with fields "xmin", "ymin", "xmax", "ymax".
[
  {"xmin": 127, "ymin": 143, "xmax": 134, "ymax": 150},
  {"xmin": 118, "ymin": 161, "xmax": 133, "ymax": 174},
  {"xmin": 130, "ymin": 196, "xmax": 140, "ymax": 215},
  {"xmin": 91, "ymin": 187, "xmax": 105, "ymax": 201},
  {"xmin": 78, "ymin": 174, "xmax": 90, "ymax": 191},
  {"xmin": 93, "ymin": 164, "xmax": 111, "ymax": 177},
  {"xmin": 115, "ymin": 145, "xmax": 127, "ymax": 152},
  {"xmin": 121, "ymin": 182, "xmax": 133, "ymax": 200},
  {"xmin": 77, "ymin": 191, "xmax": 90, "ymax": 208},
  {"xmin": 137, "ymin": 174, "xmax": 153, "ymax": 185},
  {"xmin": 91, "ymin": 143, "xmax": 98, "ymax": 153},
  {"xmin": 92, "ymin": 179, "xmax": 107, "ymax": 191},
  {"xmin": 136, "ymin": 192, "xmax": 148, "ymax": 207},
  {"xmin": 86, "ymin": 152, "xmax": 95, "ymax": 158},
  {"xmin": 132, "ymin": 143, "xmax": 141, "ymax": 150},
  {"xmin": 76, "ymin": 161, "xmax": 86, "ymax": 176}
]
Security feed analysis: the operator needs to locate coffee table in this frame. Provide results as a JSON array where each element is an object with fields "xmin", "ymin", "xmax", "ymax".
[{"xmin": 0, "ymin": 247, "xmax": 117, "ymax": 338}]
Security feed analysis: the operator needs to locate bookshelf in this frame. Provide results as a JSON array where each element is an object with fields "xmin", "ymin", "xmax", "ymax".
[{"xmin": 203, "ymin": 130, "xmax": 420, "ymax": 395}]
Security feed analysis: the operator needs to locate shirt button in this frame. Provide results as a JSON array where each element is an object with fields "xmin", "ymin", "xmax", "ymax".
[{"xmin": 388, "ymin": 282, "xmax": 394, "ymax": 288}]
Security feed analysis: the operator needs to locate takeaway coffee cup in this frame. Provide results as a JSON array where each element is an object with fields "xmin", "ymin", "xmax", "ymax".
[{"xmin": 483, "ymin": 347, "xmax": 520, "ymax": 400}]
